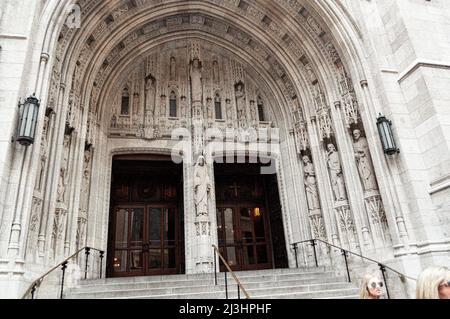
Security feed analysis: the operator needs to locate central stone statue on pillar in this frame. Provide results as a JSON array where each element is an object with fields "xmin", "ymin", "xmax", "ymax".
[
  {"xmin": 193, "ymin": 155, "xmax": 213, "ymax": 273},
  {"xmin": 194, "ymin": 156, "xmax": 211, "ymax": 216}
]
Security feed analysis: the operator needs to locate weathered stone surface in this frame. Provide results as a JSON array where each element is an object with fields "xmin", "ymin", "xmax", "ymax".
[{"xmin": 0, "ymin": 0, "xmax": 449, "ymax": 299}]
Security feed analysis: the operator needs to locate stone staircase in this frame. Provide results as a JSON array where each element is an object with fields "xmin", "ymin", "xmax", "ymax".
[{"xmin": 65, "ymin": 267, "xmax": 359, "ymax": 299}]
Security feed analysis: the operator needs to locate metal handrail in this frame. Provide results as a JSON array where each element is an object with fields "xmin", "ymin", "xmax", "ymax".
[
  {"xmin": 21, "ymin": 246, "xmax": 105, "ymax": 299},
  {"xmin": 292, "ymin": 239, "xmax": 417, "ymax": 281},
  {"xmin": 212, "ymin": 245, "xmax": 251, "ymax": 299}
]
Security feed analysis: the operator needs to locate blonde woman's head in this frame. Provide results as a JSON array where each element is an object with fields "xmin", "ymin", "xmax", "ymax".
[
  {"xmin": 360, "ymin": 273, "xmax": 384, "ymax": 299},
  {"xmin": 416, "ymin": 266, "xmax": 450, "ymax": 299}
]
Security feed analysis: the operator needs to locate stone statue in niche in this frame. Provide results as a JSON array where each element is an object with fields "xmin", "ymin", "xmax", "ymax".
[
  {"xmin": 327, "ymin": 143, "xmax": 347, "ymax": 201},
  {"xmin": 194, "ymin": 156, "xmax": 211, "ymax": 217},
  {"xmin": 250, "ymin": 100, "xmax": 257, "ymax": 123},
  {"xmin": 190, "ymin": 58, "xmax": 203, "ymax": 103},
  {"xmin": 180, "ymin": 96, "xmax": 188, "ymax": 119},
  {"xmin": 235, "ymin": 82, "xmax": 247, "ymax": 127},
  {"xmin": 80, "ymin": 149, "xmax": 91, "ymax": 212},
  {"xmin": 57, "ymin": 135, "xmax": 71, "ymax": 203},
  {"xmin": 303, "ymin": 155, "xmax": 321, "ymax": 211},
  {"xmin": 213, "ymin": 60, "xmax": 219, "ymax": 83},
  {"xmin": 206, "ymin": 97, "xmax": 213, "ymax": 121},
  {"xmin": 226, "ymin": 98, "xmax": 233, "ymax": 120},
  {"xmin": 304, "ymin": 63, "xmax": 316, "ymax": 83},
  {"xmin": 144, "ymin": 76, "xmax": 156, "ymax": 138},
  {"xmin": 36, "ymin": 116, "xmax": 49, "ymax": 191},
  {"xmin": 37, "ymin": 154, "xmax": 46, "ymax": 191},
  {"xmin": 353, "ymin": 129, "xmax": 378, "ymax": 191},
  {"xmin": 111, "ymin": 115, "xmax": 117, "ymax": 128},
  {"xmin": 170, "ymin": 56, "xmax": 177, "ymax": 81},
  {"xmin": 145, "ymin": 76, "xmax": 156, "ymax": 110}
]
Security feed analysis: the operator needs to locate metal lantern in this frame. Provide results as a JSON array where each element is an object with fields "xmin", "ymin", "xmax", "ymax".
[
  {"xmin": 376, "ymin": 114, "xmax": 399, "ymax": 155},
  {"xmin": 17, "ymin": 94, "xmax": 40, "ymax": 146}
]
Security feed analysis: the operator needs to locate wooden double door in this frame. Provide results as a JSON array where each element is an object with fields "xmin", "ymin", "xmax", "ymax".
[
  {"xmin": 216, "ymin": 204, "xmax": 272, "ymax": 271},
  {"xmin": 111, "ymin": 205, "xmax": 180, "ymax": 276},
  {"xmin": 215, "ymin": 168, "xmax": 274, "ymax": 271},
  {"xmin": 108, "ymin": 157, "xmax": 184, "ymax": 277}
]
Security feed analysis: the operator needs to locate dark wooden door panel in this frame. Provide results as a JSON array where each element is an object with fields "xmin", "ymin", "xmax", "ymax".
[{"xmin": 108, "ymin": 159, "xmax": 183, "ymax": 278}]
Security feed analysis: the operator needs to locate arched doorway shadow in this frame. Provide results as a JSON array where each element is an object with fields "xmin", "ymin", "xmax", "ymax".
[
  {"xmin": 214, "ymin": 158, "xmax": 288, "ymax": 271},
  {"xmin": 107, "ymin": 154, "xmax": 185, "ymax": 277}
]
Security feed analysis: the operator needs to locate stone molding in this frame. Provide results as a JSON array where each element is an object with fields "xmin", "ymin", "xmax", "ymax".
[{"xmin": 398, "ymin": 59, "xmax": 450, "ymax": 84}]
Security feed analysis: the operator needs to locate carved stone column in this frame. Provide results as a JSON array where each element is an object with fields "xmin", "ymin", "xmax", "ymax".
[{"xmin": 192, "ymin": 156, "xmax": 214, "ymax": 273}]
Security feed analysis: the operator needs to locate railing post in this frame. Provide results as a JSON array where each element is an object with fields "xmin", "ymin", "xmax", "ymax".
[
  {"xmin": 31, "ymin": 284, "xmax": 37, "ymax": 299},
  {"xmin": 342, "ymin": 250, "xmax": 351, "ymax": 283},
  {"xmin": 293, "ymin": 244, "xmax": 299, "ymax": 268},
  {"xmin": 311, "ymin": 240, "xmax": 318, "ymax": 267},
  {"xmin": 224, "ymin": 269, "xmax": 229, "ymax": 299},
  {"xmin": 379, "ymin": 264, "xmax": 390, "ymax": 299},
  {"xmin": 214, "ymin": 248, "xmax": 217, "ymax": 286},
  {"xmin": 84, "ymin": 247, "xmax": 91, "ymax": 280},
  {"xmin": 237, "ymin": 285, "xmax": 241, "ymax": 300},
  {"xmin": 60, "ymin": 261, "xmax": 68, "ymax": 299},
  {"xmin": 99, "ymin": 251, "xmax": 105, "ymax": 279}
]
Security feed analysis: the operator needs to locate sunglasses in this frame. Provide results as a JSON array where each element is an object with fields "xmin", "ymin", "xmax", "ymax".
[{"xmin": 368, "ymin": 281, "xmax": 384, "ymax": 289}]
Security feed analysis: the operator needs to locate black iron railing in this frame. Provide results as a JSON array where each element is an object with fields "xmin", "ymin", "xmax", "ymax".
[
  {"xmin": 212, "ymin": 245, "xmax": 250, "ymax": 299},
  {"xmin": 22, "ymin": 247, "xmax": 105, "ymax": 299},
  {"xmin": 291, "ymin": 239, "xmax": 417, "ymax": 299}
]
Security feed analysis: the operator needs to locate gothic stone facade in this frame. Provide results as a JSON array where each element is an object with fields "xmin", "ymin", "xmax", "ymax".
[{"xmin": 0, "ymin": 0, "xmax": 449, "ymax": 298}]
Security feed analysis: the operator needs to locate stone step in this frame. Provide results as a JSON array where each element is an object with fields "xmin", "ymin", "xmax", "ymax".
[
  {"xmin": 72, "ymin": 275, "xmax": 348, "ymax": 293},
  {"xmin": 65, "ymin": 267, "xmax": 358, "ymax": 300},
  {"xmin": 250, "ymin": 288, "xmax": 360, "ymax": 300},
  {"xmin": 67, "ymin": 278, "xmax": 348, "ymax": 298},
  {"xmin": 79, "ymin": 268, "xmax": 335, "ymax": 288},
  {"xmin": 68, "ymin": 281, "xmax": 356, "ymax": 299},
  {"xmin": 235, "ymin": 271, "xmax": 338, "ymax": 283},
  {"xmin": 67, "ymin": 284, "xmax": 224, "ymax": 299},
  {"xmin": 104, "ymin": 287, "xmax": 359, "ymax": 300}
]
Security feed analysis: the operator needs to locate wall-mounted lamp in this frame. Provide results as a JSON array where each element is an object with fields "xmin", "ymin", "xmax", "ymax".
[
  {"xmin": 17, "ymin": 94, "xmax": 40, "ymax": 146},
  {"xmin": 376, "ymin": 114, "xmax": 400, "ymax": 155}
]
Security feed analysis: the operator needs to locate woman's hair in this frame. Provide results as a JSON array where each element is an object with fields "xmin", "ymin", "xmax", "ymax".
[
  {"xmin": 416, "ymin": 266, "xmax": 450, "ymax": 299},
  {"xmin": 359, "ymin": 273, "xmax": 381, "ymax": 299}
]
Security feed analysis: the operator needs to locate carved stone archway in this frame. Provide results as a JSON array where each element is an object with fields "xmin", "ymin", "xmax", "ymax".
[{"xmin": 2, "ymin": 1, "xmax": 414, "ymax": 294}]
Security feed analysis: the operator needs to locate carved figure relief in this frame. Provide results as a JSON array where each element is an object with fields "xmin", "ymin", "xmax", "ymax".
[
  {"xmin": 170, "ymin": 56, "xmax": 177, "ymax": 81},
  {"xmin": 190, "ymin": 58, "xmax": 203, "ymax": 103},
  {"xmin": 194, "ymin": 156, "xmax": 211, "ymax": 217},
  {"xmin": 353, "ymin": 130, "xmax": 378, "ymax": 191},
  {"xmin": 36, "ymin": 117, "xmax": 50, "ymax": 191},
  {"xmin": 57, "ymin": 135, "xmax": 71, "ymax": 203},
  {"xmin": 235, "ymin": 82, "xmax": 247, "ymax": 128},
  {"xmin": 226, "ymin": 98, "xmax": 234, "ymax": 123},
  {"xmin": 327, "ymin": 143, "xmax": 347, "ymax": 201},
  {"xmin": 213, "ymin": 60, "xmax": 220, "ymax": 83},
  {"xmin": 249, "ymin": 100, "xmax": 257, "ymax": 123},
  {"xmin": 80, "ymin": 149, "xmax": 92, "ymax": 213},
  {"xmin": 303, "ymin": 155, "xmax": 321, "ymax": 211}
]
